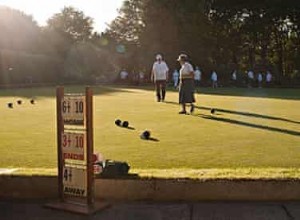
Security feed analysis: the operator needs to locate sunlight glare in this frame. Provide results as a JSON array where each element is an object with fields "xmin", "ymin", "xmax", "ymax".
[{"xmin": 0, "ymin": 0, "xmax": 124, "ymax": 32}]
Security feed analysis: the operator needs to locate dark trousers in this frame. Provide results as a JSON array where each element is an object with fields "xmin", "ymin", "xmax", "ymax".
[{"xmin": 155, "ymin": 80, "xmax": 166, "ymax": 101}]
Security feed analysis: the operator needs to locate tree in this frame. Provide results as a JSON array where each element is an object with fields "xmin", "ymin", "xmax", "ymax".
[
  {"xmin": 0, "ymin": 6, "xmax": 41, "ymax": 52},
  {"xmin": 106, "ymin": 0, "xmax": 300, "ymax": 84},
  {"xmin": 44, "ymin": 6, "xmax": 94, "ymax": 59},
  {"xmin": 107, "ymin": 0, "xmax": 145, "ymax": 44},
  {"xmin": 107, "ymin": 0, "xmax": 211, "ymax": 71},
  {"xmin": 63, "ymin": 42, "xmax": 118, "ymax": 83},
  {"xmin": 47, "ymin": 6, "xmax": 94, "ymax": 42},
  {"xmin": 0, "ymin": 6, "xmax": 61, "ymax": 85}
]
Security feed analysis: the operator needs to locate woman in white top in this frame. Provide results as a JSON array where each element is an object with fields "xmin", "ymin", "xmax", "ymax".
[{"xmin": 177, "ymin": 54, "xmax": 195, "ymax": 114}]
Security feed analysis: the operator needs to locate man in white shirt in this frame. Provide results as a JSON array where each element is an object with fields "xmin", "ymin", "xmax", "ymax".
[
  {"xmin": 211, "ymin": 71, "xmax": 218, "ymax": 88},
  {"xmin": 194, "ymin": 66, "xmax": 201, "ymax": 87},
  {"xmin": 151, "ymin": 54, "xmax": 169, "ymax": 102}
]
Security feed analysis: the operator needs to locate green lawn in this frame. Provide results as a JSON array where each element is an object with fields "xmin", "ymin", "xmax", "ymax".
[{"xmin": 0, "ymin": 86, "xmax": 300, "ymax": 178}]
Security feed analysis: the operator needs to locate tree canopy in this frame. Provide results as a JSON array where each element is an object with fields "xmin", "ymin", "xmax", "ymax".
[
  {"xmin": 47, "ymin": 6, "xmax": 94, "ymax": 42},
  {"xmin": 107, "ymin": 0, "xmax": 300, "ymax": 83},
  {"xmin": 1, "ymin": 1, "xmax": 300, "ymax": 86}
]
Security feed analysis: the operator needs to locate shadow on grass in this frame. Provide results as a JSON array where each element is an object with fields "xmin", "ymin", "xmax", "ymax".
[
  {"xmin": 4, "ymin": 85, "xmax": 299, "ymax": 101},
  {"xmin": 0, "ymin": 85, "xmax": 135, "ymax": 99},
  {"xmin": 148, "ymin": 137, "xmax": 159, "ymax": 142},
  {"xmin": 164, "ymin": 101, "xmax": 178, "ymax": 105},
  {"xmin": 164, "ymin": 101, "xmax": 300, "ymax": 125},
  {"xmin": 112, "ymin": 85, "xmax": 300, "ymax": 100},
  {"xmin": 198, "ymin": 87, "xmax": 300, "ymax": 100},
  {"xmin": 164, "ymin": 101, "xmax": 300, "ymax": 136},
  {"xmin": 140, "ymin": 137, "xmax": 160, "ymax": 142},
  {"xmin": 194, "ymin": 114, "xmax": 300, "ymax": 137},
  {"xmin": 194, "ymin": 106, "xmax": 300, "ymax": 125}
]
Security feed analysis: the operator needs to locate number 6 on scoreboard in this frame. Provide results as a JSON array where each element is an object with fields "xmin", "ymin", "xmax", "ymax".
[{"xmin": 62, "ymin": 96, "xmax": 85, "ymax": 126}]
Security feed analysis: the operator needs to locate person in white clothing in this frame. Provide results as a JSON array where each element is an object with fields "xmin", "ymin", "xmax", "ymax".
[
  {"xmin": 211, "ymin": 71, "xmax": 218, "ymax": 88},
  {"xmin": 257, "ymin": 72, "xmax": 263, "ymax": 88},
  {"xmin": 172, "ymin": 69, "xmax": 179, "ymax": 88},
  {"xmin": 266, "ymin": 71, "xmax": 272, "ymax": 86},
  {"xmin": 247, "ymin": 70, "xmax": 254, "ymax": 87},
  {"xmin": 139, "ymin": 71, "xmax": 145, "ymax": 85},
  {"xmin": 151, "ymin": 54, "xmax": 169, "ymax": 102},
  {"xmin": 120, "ymin": 69, "xmax": 128, "ymax": 81},
  {"xmin": 231, "ymin": 70, "xmax": 237, "ymax": 86},
  {"xmin": 194, "ymin": 66, "xmax": 201, "ymax": 87},
  {"xmin": 177, "ymin": 54, "xmax": 195, "ymax": 114}
]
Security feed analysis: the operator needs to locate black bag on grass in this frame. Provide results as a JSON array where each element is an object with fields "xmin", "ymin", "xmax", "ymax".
[{"xmin": 99, "ymin": 160, "xmax": 130, "ymax": 177}]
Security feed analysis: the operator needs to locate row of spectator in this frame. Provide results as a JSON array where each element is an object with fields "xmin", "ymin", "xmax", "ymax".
[{"xmin": 118, "ymin": 68, "xmax": 273, "ymax": 88}]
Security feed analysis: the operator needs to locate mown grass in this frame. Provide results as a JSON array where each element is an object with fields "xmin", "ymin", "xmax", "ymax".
[{"xmin": 0, "ymin": 86, "xmax": 299, "ymax": 178}]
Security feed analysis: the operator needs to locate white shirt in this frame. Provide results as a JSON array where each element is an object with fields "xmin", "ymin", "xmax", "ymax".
[
  {"xmin": 152, "ymin": 61, "xmax": 169, "ymax": 81},
  {"xmin": 211, "ymin": 71, "xmax": 217, "ymax": 81},
  {"xmin": 194, "ymin": 69, "xmax": 201, "ymax": 81},
  {"xmin": 180, "ymin": 62, "xmax": 194, "ymax": 79},
  {"xmin": 173, "ymin": 70, "xmax": 179, "ymax": 80},
  {"xmin": 248, "ymin": 71, "xmax": 254, "ymax": 79},
  {"xmin": 139, "ymin": 72, "xmax": 144, "ymax": 79},
  {"xmin": 266, "ymin": 72, "xmax": 272, "ymax": 82},
  {"xmin": 120, "ymin": 71, "xmax": 128, "ymax": 79},
  {"xmin": 232, "ymin": 71, "xmax": 237, "ymax": 80},
  {"xmin": 257, "ymin": 73, "xmax": 263, "ymax": 82}
]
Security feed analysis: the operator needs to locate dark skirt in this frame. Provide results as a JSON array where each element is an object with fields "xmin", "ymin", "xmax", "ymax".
[{"xmin": 179, "ymin": 78, "xmax": 195, "ymax": 104}]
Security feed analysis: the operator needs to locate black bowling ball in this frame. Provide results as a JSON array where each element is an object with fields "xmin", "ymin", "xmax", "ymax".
[
  {"xmin": 115, "ymin": 119, "xmax": 122, "ymax": 126},
  {"xmin": 122, "ymin": 121, "xmax": 129, "ymax": 128},
  {"xmin": 140, "ymin": 130, "xmax": 151, "ymax": 140},
  {"xmin": 8, "ymin": 103, "xmax": 13, "ymax": 108}
]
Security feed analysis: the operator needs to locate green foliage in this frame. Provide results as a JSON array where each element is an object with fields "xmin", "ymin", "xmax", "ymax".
[
  {"xmin": 107, "ymin": 0, "xmax": 145, "ymax": 44},
  {"xmin": 63, "ymin": 42, "xmax": 119, "ymax": 83},
  {"xmin": 0, "ymin": 6, "xmax": 117, "ymax": 85},
  {"xmin": 2, "ymin": 1, "xmax": 300, "ymax": 85},
  {"xmin": 0, "ymin": 6, "xmax": 62, "ymax": 85},
  {"xmin": 106, "ymin": 0, "xmax": 300, "ymax": 83},
  {"xmin": 0, "ymin": 6, "xmax": 40, "ymax": 52},
  {"xmin": 46, "ymin": 6, "xmax": 93, "ymax": 43}
]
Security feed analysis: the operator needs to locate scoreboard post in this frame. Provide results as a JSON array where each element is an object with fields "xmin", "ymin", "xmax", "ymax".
[{"xmin": 46, "ymin": 87, "xmax": 108, "ymax": 214}]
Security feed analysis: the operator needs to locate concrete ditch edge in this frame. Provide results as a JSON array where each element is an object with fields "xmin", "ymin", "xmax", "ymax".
[{"xmin": 1, "ymin": 175, "xmax": 300, "ymax": 201}]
